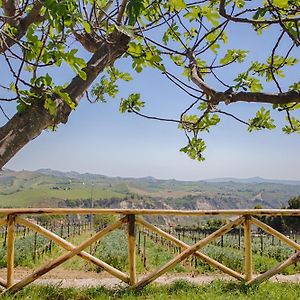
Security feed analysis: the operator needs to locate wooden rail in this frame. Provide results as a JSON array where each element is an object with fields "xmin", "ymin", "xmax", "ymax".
[
  {"xmin": 0, "ymin": 208, "xmax": 299, "ymax": 216},
  {"xmin": 0, "ymin": 209, "xmax": 298, "ymax": 295}
]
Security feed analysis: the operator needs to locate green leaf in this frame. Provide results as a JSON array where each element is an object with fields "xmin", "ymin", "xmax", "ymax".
[
  {"xmin": 170, "ymin": 55, "xmax": 184, "ymax": 66},
  {"xmin": 78, "ymin": 69, "xmax": 87, "ymax": 80},
  {"xmin": 118, "ymin": 73, "xmax": 132, "ymax": 82},
  {"xmin": 184, "ymin": 6, "xmax": 201, "ymax": 21},
  {"xmin": 82, "ymin": 20, "xmax": 91, "ymax": 33},
  {"xmin": 119, "ymin": 93, "xmax": 144, "ymax": 113},
  {"xmin": 16, "ymin": 101, "xmax": 29, "ymax": 113},
  {"xmin": 234, "ymin": 72, "xmax": 263, "ymax": 92},
  {"xmin": 54, "ymin": 87, "xmax": 76, "ymax": 109},
  {"xmin": 201, "ymin": 5, "xmax": 219, "ymax": 26},
  {"xmin": 289, "ymin": 82, "xmax": 300, "ymax": 91},
  {"xmin": 248, "ymin": 107, "xmax": 276, "ymax": 132},
  {"xmin": 91, "ymin": 66, "xmax": 132, "ymax": 103},
  {"xmin": 198, "ymin": 102, "xmax": 208, "ymax": 111},
  {"xmin": 44, "ymin": 98, "xmax": 56, "ymax": 115},
  {"xmin": 115, "ymin": 24, "xmax": 135, "ymax": 39},
  {"xmin": 220, "ymin": 49, "xmax": 248, "ymax": 64},
  {"xmin": 128, "ymin": 43, "xmax": 164, "ymax": 73},
  {"xmin": 33, "ymin": 74, "xmax": 54, "ymax": 88},
  {"xmin": 249, "ymin": 79, "xmax": 263, "ymax": 92},
  {"xmin": 272, "ymin": 0, "xmax": 289, "ymax": 8},
  {"xmin": 9, "ymin": 83, "xmax": 17, "ymax": 92},
  {"xmin": 168, "ymin": 0, "xmax": 186, "ymax": 12},
  {"xmin": 127, "ymin": 42, "xmax": 143, "ymax": 57},
  {"xmin": 180, "ymin": 112, "xmax": 220, "ymax": 135},
  {"xmin": 180, "ymin": 138, "xmax": 206, "ymax": 161},
  {"xmin": 253, "ymin": 7, "xmax": 268, "ymax": 20},
  {"xmin": 127, "ymin": 0, "xmax": 145, "ymax": 26},
  {"xmin": 205, "ymin": 29, "xmax": 226, "ymax": 54},
  {"xmin": 282, "ymin": 117, "xmax": 300, "ymax": 134},
  {"xmin": 162, "ymin": 23, "xmax": 181, "ymax": 45},
  {"xmin": 185, "ymin": 5, "xmax": 219, "ymax": 26},
  {"xmin": 234, "ymin": 0, "xmax": 245, "ymax": 8}
]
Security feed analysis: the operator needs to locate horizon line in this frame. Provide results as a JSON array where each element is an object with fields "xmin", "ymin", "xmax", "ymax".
[{"xmin": 3, "ymin": 167, "xmax": 300, "ymax": 183}]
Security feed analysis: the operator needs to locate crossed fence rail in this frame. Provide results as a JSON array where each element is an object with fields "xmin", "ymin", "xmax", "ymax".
[{"xmin": 0, "ymin": 208, "xmax": 299, "ymax": 294}]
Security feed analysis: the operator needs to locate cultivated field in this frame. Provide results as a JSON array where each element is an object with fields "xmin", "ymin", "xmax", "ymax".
[{"xmin": 0, "ymin": 218, "xmax": 298, "ymax": 275}]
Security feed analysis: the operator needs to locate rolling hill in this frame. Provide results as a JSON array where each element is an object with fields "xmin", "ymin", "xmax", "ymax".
[{"xmin": 0, "ymin": 169, "xmax": 300, "ymax": 210}]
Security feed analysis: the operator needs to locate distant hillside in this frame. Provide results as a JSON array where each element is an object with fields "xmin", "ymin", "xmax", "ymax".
[
  {"xmin": 36, "ymin": 168, "xmax": 109, "ymax": 181},
  {"xmin": 204, "ymin": 176, "xmax": 300, "ymax": 185},
  {"xmin": 0, "ymin": 169, "xmax": 300, "ymax": 210}
]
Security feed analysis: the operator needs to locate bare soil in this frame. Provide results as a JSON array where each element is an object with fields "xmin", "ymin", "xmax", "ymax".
[{"xmin": 0, "ymin": 268, "xmax": 299, "ymax": 288}]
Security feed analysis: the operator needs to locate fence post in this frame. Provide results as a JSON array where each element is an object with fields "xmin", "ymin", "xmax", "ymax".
[
  {"xmin": 33, "ymin": 232, "xmax": 38, "ymax": 263},
  {"xmin": 3, "ymin": 225, "xmax": 7, "ymax": 247},
  {"xmin": 143, "ymin": 233, "xmax": 147, "ymax": 268},
  {"xmin": 244, "ymin": 215, "xmax": 253, "ymax": 282},
  {"xmin": 260, "ymin": 234, "xmax": 264, "ymax": 255},
  {"xmin": 138, "ymin": 230, "xmax": 141, "ymax": 254},
  {"xmin": 67, "ymin": 222, "xmax": 70, "ymax": 238},
  {"xmin": 7, "ymin": 214, "xmax": 15, "ymax": 288},
  {"xmin": 127, "ymin": 214, "xmax": 137, "ymax": 285}
]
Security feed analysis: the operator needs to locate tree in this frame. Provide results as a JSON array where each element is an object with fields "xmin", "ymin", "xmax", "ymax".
[
  {"xmin": 0, "ymin": 0, "xmax": 299, "ymax": 167},
  {"xmin": 286, "ymin": 196, "xmax": 300, "ymax": 209},
  {"xmin": 255, "ymin": 197, "xmax": 300, "ymax": 233},
  {"xmin": 93, "ymin": 214, "xmax": 117, "ymax": 230},
  {"xmin": 284, "ymin": 196, "xmax": 300, "ymax": 232}
]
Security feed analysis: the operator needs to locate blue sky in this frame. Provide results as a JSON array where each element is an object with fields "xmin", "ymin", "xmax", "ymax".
[{"xmin": 2, "ymin": 20, "xmax": 300, "ymax": 181}]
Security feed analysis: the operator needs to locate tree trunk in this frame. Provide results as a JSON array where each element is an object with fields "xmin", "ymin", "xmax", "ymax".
[{"xmin": 0, "ymin": 32, "xmax": 130, "ymax": 168}]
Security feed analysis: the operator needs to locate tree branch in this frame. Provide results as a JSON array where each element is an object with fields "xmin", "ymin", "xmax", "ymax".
[
  {"xmin": 187, "ymin": 49, "xmax": 300, "ymax": 106},
  {"xmin": 0, "ymin": 1, "xmax": 43, "ymax": 53},
  {"xmin": 71, "ymin": 29, "xmax": 100, "ymax": 53},
  {"xmin": 219, "ymin": 0, "xmax": 300, "ymax": 25},
  {"xmin": 219, "ymin": 90, "xmax": 300, "ymax": 106},
  {"xmin": 0, "ymin": 31, "xmax": 130, "ymax": 168},
  {"xmin": 187, "ymin": 49, "xmax": 216, "ymax": 99},
  {"xmin": 2, "ymin": 0, "xmax": 18, "ymax": 26},
  {"xmin": 116, "ymin": 0, "xmax": 128, "ymax": 25}
]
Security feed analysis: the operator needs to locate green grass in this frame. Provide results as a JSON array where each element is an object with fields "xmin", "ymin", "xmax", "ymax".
[
  {"xmin": 0, "ymin": 226, "xmax": 298, "ymax": 276},
  {"xmin": 0, "ymin": 171, "xmax": 130, "ymax": 207},
  {"xmin": 1, "ymin": 280, "xmax": 300, "ymax": 300},
  {"xmin": 0, "ymin": 184, "xmax": 125, "ymax": 207},
  {"xmin": 2, "ymin": 169, "xmax": 300, "ymax": 212}
]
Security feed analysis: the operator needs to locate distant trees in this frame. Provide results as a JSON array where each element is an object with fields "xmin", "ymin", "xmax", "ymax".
[
  {"xmin": 283, "ymin": 196, "xmax": 300, "ymax": 233},
  {"xmin": 255, "ymin": 196, "xmax": 300, "ymax": 234},
  {"xmin": 286, "ymin": 196, "xmax": 300, "ymax": 209},
  {"xmin": 93, "ymin": 214, "xmax": 117, "ymax": 230},
  {"xmin": 206, "ymin": 218, "xmax": 227, "ymax": 230}
]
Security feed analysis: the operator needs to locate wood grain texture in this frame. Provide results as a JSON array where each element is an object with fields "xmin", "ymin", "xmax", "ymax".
[
  {"xmin": 6, "ymin": 215, "xmax": 15, "ymax": 288},
  {"xmin": 0, "ymin": 208, "xmax": 299, "ymax": 216},
  {"xmin": 244, "ymin": 216, "xmax": 252, "ymax": 282}
]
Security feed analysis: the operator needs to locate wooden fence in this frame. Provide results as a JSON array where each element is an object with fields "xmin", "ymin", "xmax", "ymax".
[{"xmin": 0, "ymin": 208, "xmax": 299, "ymax": 294}]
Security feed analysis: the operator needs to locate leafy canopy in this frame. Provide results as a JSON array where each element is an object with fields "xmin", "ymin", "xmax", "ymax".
[{"xmin": 0, "ymin": 0, "xmax": 299, "ymax": 165}]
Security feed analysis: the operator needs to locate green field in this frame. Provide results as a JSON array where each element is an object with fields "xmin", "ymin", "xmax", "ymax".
[
  {"xmin": 0, "ymin": 220, "xmax": 299, "ymax": 275},
  {"xmin": 2, "ymin": 281, "xmax": 300, "ymax": 300},
  {"xmin": 0, "ymin": 171, "xmax": 127, "ymax": 207},
  {"xmin": 0, "ymin": 216, "xmax": 299, "ymax": 299},
  {"xmin": 1, "ymin": 169, "xmax": 300, "ymax": 210}
]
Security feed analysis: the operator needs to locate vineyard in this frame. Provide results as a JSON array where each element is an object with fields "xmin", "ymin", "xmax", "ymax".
[
  {"xmin": 0, "ymin": 208, "xmax": 298, "ymax": 296},
  {"xmin": 0, "ymin": 214, "xmax": 299, "ymax": 277}
]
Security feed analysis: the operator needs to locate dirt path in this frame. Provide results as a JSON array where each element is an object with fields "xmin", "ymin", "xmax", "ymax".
[{"xmin": 1, "ymin": 268, "xmax": 299, "ymax": 288}]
